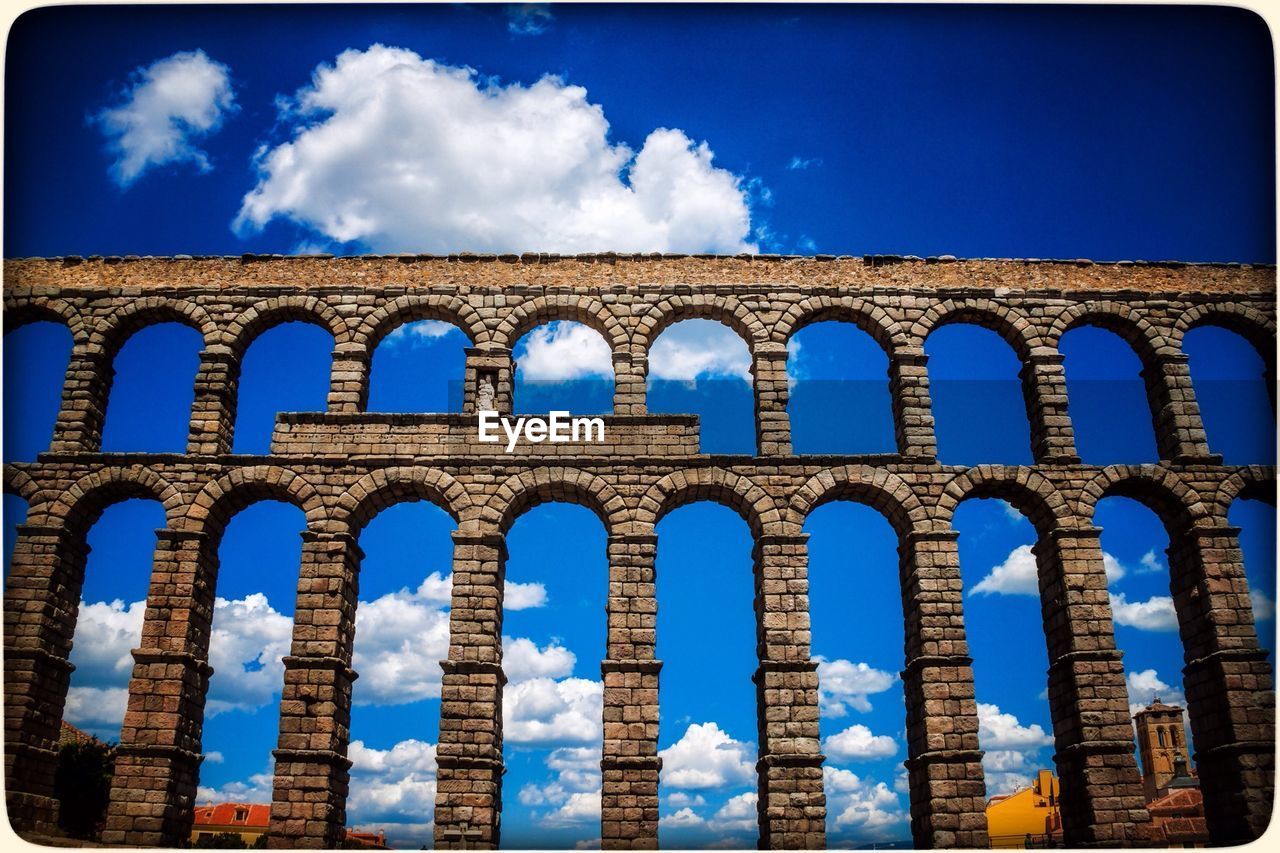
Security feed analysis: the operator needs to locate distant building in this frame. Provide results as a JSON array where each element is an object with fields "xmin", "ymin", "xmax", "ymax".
[
  {"xmin": 1133, "ymin": 696, "xmax": 1192, "ymax": 801},
  {"xmin": 191, "ymin": 803, "xmax": 388, "ymax": 849},
  {"xmin": 985, "ymin": 769, "xmax": 1063, "ymax": 849},
  {"xmin": 1133, "ymin": 698, "xmax": 1209, "ymax": 848},
  {"xmin": 58, "ymin": 720, "xmax": 105, "ymax": 749}
]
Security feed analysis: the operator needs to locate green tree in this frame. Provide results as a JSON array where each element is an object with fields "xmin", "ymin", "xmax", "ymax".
[
  {"xmin": 53, "ymin": 740, "xmax": 115, "ymax": 840},
  {"xmin": 193, "ymin": 831, "xmax": 251, "ymax": 849}
]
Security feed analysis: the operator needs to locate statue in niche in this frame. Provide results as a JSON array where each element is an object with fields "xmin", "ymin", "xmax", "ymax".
[{"xmin": 476, "ymin": 371, "xmax": 496, "ymax": 411}]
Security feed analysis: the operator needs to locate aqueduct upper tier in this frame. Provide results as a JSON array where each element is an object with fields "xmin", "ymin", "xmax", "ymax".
[{"xmin": 3, "ymin": 253, "xmax": 1275, "ymax": 850}]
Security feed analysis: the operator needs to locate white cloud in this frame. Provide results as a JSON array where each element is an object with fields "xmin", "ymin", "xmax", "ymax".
[
  {"xmin": 1138, "ymin": 549, "xmax": 1165, "ymax": 574},
  {"xmin": 95, "ymin": 49, "xmax": 235, "ymax": 186},
  {"xmin": 709, "ymin": 792, "xmax": 758, "ymax": 834},
  {"xmin": 970, "ymin": 544, "xmax": 1038, "ymax": 596},
  {"xmin": 822, "ymin": 724, "xmax": 898, "ymax": 762},
  {"xmin": 981, "ymin": 749, "xmax": 1028, "ymax": 773},
  {"xmin": 506, "ymin": 580, "xmax": 549, "ymax": 610},
  {"xmin": 659, "ymin": 722, "xmax": 756, "ymax": 790},
  {"xmin": 1125, "ymin": 669, "xmax": 1189, "ymax": 720},
  {"xmin": 351, "ymin": 574, "xmax": 451, "ymax": 705},
  {"xmin": 205, "ymin": 594, "xmax": 294, "ymax": 715},
  {"xmin": 1102, "ymin": 552, "xmax": 1126, "ymax": 585},
  {"xmin": 198, "ymin": 768, "xmax": 275, "ymax": 805},
  {"xmin": 786, "ymin": 156, "xmax": 823, "ymax": 171},
  {"xmin": 516, "ymin": 322, "xmax": 613, "ymax": 381},
  {"xmin": 976, "ymin": 702, "xmax": 1053, "ymax": 751},
  {"xmin": 203, "ymin": 751, "xmax": 224, "ymax": 764},
  {"xmin": 660, "ymin": 808, "xmax": 706, "ymax": 828},
  {"xmin": 503, "ymin": 637, "xmax": 576, "ymax": 683},
  {"xmin": 68, "ymin": 598, "xmax": 146, "ymax": 686},
  {"xmin": 1109, "ymin": 592, "xmax": 1179, "ymax": 632},
  {"xmin": 649, "ymin": 320, "xmax": 752, "ymax": 383},
  {"xmin": 505, "ymin": 677, "xmax": 603, "ymax": 745},
  {"xmin": 823, "ymin": 766, "xmax": 907, "ymax": 838},
  {"xmin": 346, "ymin": 738, "xmax": 439, "ymax": 845},
  {"xmin": 666, "ymin": 792, "xmax": 707, "ymax": 808},
  {"xmin": 507, "ymin": 4, "xmax": 554, "ymax": 36},
  {"xmin": 574, "ymin": 839, "xmax": 602, "ymax": 850},
  {"xmin": 382, "ymin": 319, "xmax": 465, "ymax": 349},
  {"xmin": 235, "ymin": 45, "xmax": 754, "ymax": 254},
  {"xmin": 1251, "ymin": 588, "xmax": 1275, "ymax": 622},
  {"xmin": 541, "ymin": 791, "xmax": 602, "ymax": 828},
  {"xmin": 985, "ymin": 771, "xmax": 1036, "ymax": 797},
  {"xmin": 1001, "ymin": 500, "xmax": 1024, "ymax": 522},
  {"xmin": 815, "ymin": 657, "xmax": 896, "ymax": 717},
  {"xmin": 63, "ymin": 686, "xmax": 129, "ymax": 734}
]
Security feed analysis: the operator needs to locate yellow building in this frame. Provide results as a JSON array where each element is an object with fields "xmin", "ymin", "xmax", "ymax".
[{"xmin": 986, "ymin": 769, "xmax": 1063, "ymax": 849}]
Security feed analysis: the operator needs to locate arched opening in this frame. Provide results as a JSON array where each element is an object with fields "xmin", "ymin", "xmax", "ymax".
[
  {"xmin": 805, "ymin": 501, "xmax": 908, "ymax": 846},
  {"xmin": 787, "ymin": 323, "xmax": 895, "ymax": 455},
  {"xmin": 648, "ymin": 320, "xmax": 754, "ymax": 455},
  {"xmin": 195, "ymin": 501, "xmax": 307, "ymax": 813},
  {"xmin": 925, "ymin": 326, "xmax": 1032, "ymax": 465},
  {"xmin": 368, "ymin": 319, "xmax": 470, "ymax": 413},
  {"xmin": 3, "ymin": 320, "xmax": 73, "ymax": 461},
  {"xmin": 1060, "ymin": 326, "xmax": 1158, "ymax": 463},
  {"xmin": 656, "ymin": 503, "xmax": 758, "ymax": 848},
  {"xmin": 1184, "ymin": 326, "xmax": 1275, "ymax": 464},
  {"xmin": 1229, "ymin": 492, "xmax": 1276, "ymax": 663},
  {"xmin": 346, "ymin": 500, "xmax": 459, "ymax": 849},
  {"xmin": 232, "ymin": 323, "xmax": 335, "ymax": 454},
  {"xmin": 955, "ymin": 499, "xmax": 1057, "ymax": 819},
  {"xmin": 513, "ymin": 321, "xmax": 614, "ymax": 415},
  {"xmin": 500, "ymin": 503, "xmax": 607, "ymax": 850},
  {"xmin": 101, "ymin": 323, "xmax": 203, "ymax": 452}
]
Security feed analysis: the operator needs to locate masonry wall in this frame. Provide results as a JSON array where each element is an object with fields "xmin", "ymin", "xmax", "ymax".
[{"xmin": 2, "ymin": 254, "xmax": 1275, "ymax": 850}]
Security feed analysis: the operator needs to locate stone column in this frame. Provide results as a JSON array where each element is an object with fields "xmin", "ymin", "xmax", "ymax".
[
  {"xmin": 1020, "ymin": 351, "xmax": 1080, "ymax": 464},
  {"xmin": 1142, "ymin": 353, "xmax": 1220, "ymax": 464},
  {"xmin": 753, "ymin": 343, "xmax": 793, "ymax": 456},
  {"xmin": 463, "ymin": 347, "xmax": 515, "ymax": 415},
  {"xmin": 103, "ymin": 529, "xmax": 216, "ymax": 846},
  {"xmin": 887, "ymin": 347, "xmax": 938, "ymax": 462},
  {"xmin": 613, "ymin": 351, "xmax": 647, "ymax": 416},
  {"xmin": 3, "ymin": 523, "xmax": 86, "ymax": 835},
  {"xmin": 1167, "ymin": 525, "xmax": 1274, "ymax": 844},
  {"xmin": 187, "ymin": 348, "xmax": 241, "ymax": 456},
  {"xmin": 752, "ymin": 534, "xmax": 825, "ymax": 850},
  {"xmin": 602, "ymin": 532, "xmax": 661, "ymax": 850},
  {"xmin": 327, "ymin": 342, "xmax": 370, "ymax": 413},
  {"xmin": 269, "ymin": 531, "xmax": 364, "ymax": 848},
  {"xmin": 897, "ymin": 530, "xmax": 988, "ymax": 849},
  {"xmin": 1033, "ymin": 527, "xmax": 1150, "ymax": 846},
  {"xmin": 48, "ymin": 343, "xmax": 113, "ymax": 453},
  {"xmin": 435, "ymin": 530, "xmax": 507, "ymax": 850}
]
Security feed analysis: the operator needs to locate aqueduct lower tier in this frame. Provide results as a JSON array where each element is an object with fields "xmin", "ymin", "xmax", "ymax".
[{"xmin": 2, "ymin": 254, "xmax": 1276, "ymax": 850}]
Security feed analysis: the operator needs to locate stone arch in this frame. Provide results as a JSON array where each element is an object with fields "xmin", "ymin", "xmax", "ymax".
[
  {"xmin": 1214, "ymin": 467, "xmax": 1277, "ymax": 520},
  {"xmin": 92, "ymin": 297, "xmax": 220, "ymax": 356},
  {"xmin": 354, "ymin": 295, "xmax": 486, "ymax": 352},
  {"xmin": 182, "ymin": 466, "xmax": 328, "ymax": 542},
  {"xmin": 786, "ymin": 465, "xmax": 928, "ymax": 537},
  {"xmin": 633, "ymin": 294, "xmax": 768, "ymax": 358},
  {"xmin": 1046, "ymin": 301, "xmax": 1173, "ymax": 361},
  {"xmin": 2, "ymin": 467, "xmax": 40, "ymax": 505},
  {"xmin": 2, "ymin": 297, "xmax": 89, "ymax": 344},
  {"xmin": 935, "ymin": 465, "xmax": 1072, "ymax": 535},
  {"xmin": 1173, "ymin": 302, "xmax": 1276, "ymax": 363},
  {"xmin": 494, "ymin": 294, "xmax": 629, "ymax": 353},
  {"xmin": 481, "ymin": 467, "xmax": 629, "ymax": 535},
  {"xmin": 1077, "ymin": 465, "xmax": 1211, "ymax": 534},
  {"xmin": 773, "ymin": 295, "xmax": 908, "ymax": 353},
  {"xmin": 335, "ymin": 467, "xmax": 475, "ymax": 534},
  {"xmin": 35, "ymin": 466, "xmax": 185, "ymax": 534},
  {"xmin": 225, "ymin": 295, "xmax": 352, "ymax": 359},
  {"xmin": 637, "ymin": 467, "xmax": 778, "ymax": 537},
  {"xmin": 911, "ymin": 298, "xmax": 1042, "ymax": 359}
]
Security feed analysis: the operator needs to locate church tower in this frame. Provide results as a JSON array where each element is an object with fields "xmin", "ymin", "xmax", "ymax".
[{"xmin": 1134, "ymin": 697, "xmax": 1191, "ymax": 801}]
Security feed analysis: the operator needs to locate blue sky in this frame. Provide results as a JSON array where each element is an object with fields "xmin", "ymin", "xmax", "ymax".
[{"xmin": 2, "ymin": 4, "xmax": 1277, "ymax": 850}]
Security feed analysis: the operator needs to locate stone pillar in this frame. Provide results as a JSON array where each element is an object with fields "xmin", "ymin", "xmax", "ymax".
[
  {"xmin": 435, "ymin": 530, "xmax": 507, "ymax": 850},
  {"xmin": 1167, "ymin": 525, "xmax": 1274, "ymax": 844},
  {"xmin": 327, "ymin": 343, "xmax": 370, "ymax": 413},
  {"xmin": 187, "ymin": 348, "xmax": 241, "ymax": 455},
  {"xmin": 103, "ymin": 529, "xmax": 216, "ymax": 846},
  {"xmin": 463, "ymin": 347, "xmax": 514, "ymax": 416},
  {"xmin": 48, "ymin": 343, "xmax": 113, "ymax": 453},
  {"xmin": 602, "ymin": 532, "xmax": 661, "ymax": 850},
  {"xmin": 1142, "ymin": 353, "xmax": 1220, "ymax": 464},
  {"xmin": 3, "ymin": 523, "xmax": 86, "ymax": 835},
  {"xmin": 613, "ymin": 351, "xmax": 647, "ymax": 416},
  {"xmin": 752, "ymin": 534, "xmax": 825, "ymax": 850},
  {"xmin": 897, "ymin": 530, "xmax": 988, "ymax": 849},
  {"xmin": 1020, "ymin": 351, "xmax": 1080, "ymax": 464},
  {"xmin": 1034, "ymin": 527, "xmax": 1150, "ymax": 846},
  {"xmin": 753, "ymin": 343, "xmax": 793, "ymax": 456},
  {"xmin": 268, "ymin": 531, "xmax": 364, "ymax": 848},
  {"xmin": 888, "ymin": 347, "xmax": 938, "ymax": 462}
]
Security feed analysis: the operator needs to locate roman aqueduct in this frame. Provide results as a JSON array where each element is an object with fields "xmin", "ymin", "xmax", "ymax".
[{"xmin": 2, "ymin": 254, "xmax": 1275, "ymax": 849}]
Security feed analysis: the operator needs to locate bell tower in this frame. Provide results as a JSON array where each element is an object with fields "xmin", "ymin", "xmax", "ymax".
[{"xmin": 1134, "ymin": 697, "xmax": 1191, "ymax": 800}]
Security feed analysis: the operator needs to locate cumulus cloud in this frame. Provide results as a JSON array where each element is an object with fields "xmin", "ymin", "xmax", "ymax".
[
  {"xmin": 198, "ymin": 767, "xmax": 275, "ymax": 805},
  {"xmin": 823, "ymin": 724, "xmax": 898, "ymax": 762},
  {"xmin": 506, "ymin": 580, "xmax": 550, "ymax": 610},
  {"xmin": 976, "ymin": 702, "xmax": 1054, "ymax": 751},
  {"xmin": 823, "ymin": 766, "xmax": 908, "ymax": 839},
  {"xmin": 503, "ymin": 637, "xmax": 576, "ymax": 683},
  {"xmin": 1109, "ymin": 592, "xmax": 1179, "ymax": 632},
  {"xmin": 68, "ymin": 599, "xmax": 146, "ymax": 685},
  {"xmin": 1125, "ymin": 669, "xmax": 1189, "ymax": 720},
  {"xmin": 815, "ymin": 657, "xmax": 896, "ymax": 717},
  {"xmin": 1251, "ymin": 588, "xmax": 1275, "ymax": 622},
  {"xmin": 345, "ymin": 738, "xmax": 439, "ymax": 847},
  {"xmin": 969, "ymin": 544, "xmax": 1039, "ymax": 596},
  {"xmin": 666, "ymin": 792, "xmax": 707, "ymax": 808},
  {"xmin": 659, "ymin": 722, "xmax": 755, "ymax": 790},
  {"xmin": 1138, "ymin": 549, "xmax": 1165, "ymax": 574},
  {"xmin": 206, "ymin": 594, "xmax": 294, "ymax": 716},
  {"xmin": 708, "ymin": 792, "xmax": 758, "ymax": 834},
  {"xmin": 660, "ymin": 808, "xmax": 706, "ymax": 828},
  {"xmin": 235, "ymin": 45, "xmax": 754, "ymax": 253},
  {"xmin": 648, "ymin": 320, "xmax": 752, "ymax": 383},
  {"xmin": 505, "ymin": 677, "xmax": 603, "ymax": 745},
  {"xmin": 63, "ymin": 686, "xmax": 130, "ymax": 736},
  {"xmin": 95, "ymin": 49, "xmax": 235, "ymax": 186},
  {"xmin": 382, "ymin": 319, "xmax": 466, "ymax": 349},
  {"xmin": 516, "ymin": 322, "xmax": 613, "ymax": 381}
]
